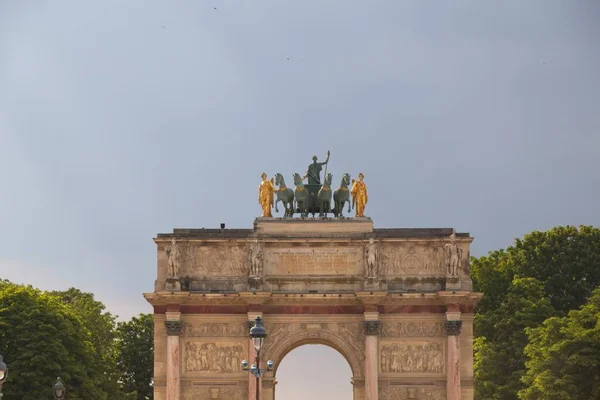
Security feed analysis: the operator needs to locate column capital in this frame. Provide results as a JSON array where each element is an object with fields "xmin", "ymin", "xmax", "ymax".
[
  {"xmin": 445, "ymin": 320, "xmax": 463, "ymax": 336},
  {"xmin": 363, "ymin": 320, "xmax": 382, "ymax": 336},
  {"xmin": 165, "ymin": 320, "xmax": 183, "ymax": 336}
]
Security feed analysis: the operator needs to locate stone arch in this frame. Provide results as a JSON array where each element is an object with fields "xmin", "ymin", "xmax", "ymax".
[{"xmin": 263, "ymin": 327, "xmax": 364, "ymax": 378}]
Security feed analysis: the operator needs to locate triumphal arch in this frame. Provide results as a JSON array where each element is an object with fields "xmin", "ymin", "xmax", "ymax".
[{"xmin": 144, "ymin": 154, "xmax": 482, "ymax": 400}]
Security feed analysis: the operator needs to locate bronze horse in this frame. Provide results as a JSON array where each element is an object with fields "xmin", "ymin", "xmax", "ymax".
[
  {"xmin": 293, "ymin": 173, "xmax": 310, "ymax": 217},
  {"xmin": 317, "ymin": 173, "xmax": 333, "ymax": 217},
  {"xmin": 333, "ymin": 173, "xmax": 352, "ymax": 218},
  {"xmin": 274, "ymin": 173, "xmax": 294, "ymax": 217}
]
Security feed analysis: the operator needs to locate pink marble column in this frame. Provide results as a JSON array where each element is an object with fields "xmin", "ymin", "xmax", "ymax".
[
  {"xmin": 445, "ymin": 320, "xmax": 462, "ymax": 400},
  {"xmin": 363, "ymin": 320, "xmax": 381, "ymax": 400},
  {"xmin": 165, "ymin": 320, "xmax": 182, "ymax": 400}
]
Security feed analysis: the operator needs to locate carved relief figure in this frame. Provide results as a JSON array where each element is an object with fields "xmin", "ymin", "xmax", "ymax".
[
  {"xmin": 444, "ymin": 231, "xmax": 463, "ymax": 277},
  {"xmin": 365, "ymin": 238, "xmax": 378, "ymax": 279},
  {"xmin": 249, "ymin": 240, "xmax": 263, "ymax": 279},
  {"xmin": 258, "ymin": 172, "xmax": 275, "ymax": 217},
  {"xmin": 165, "ymin": 238, "xmax": 181, "ymax": 279},
  {"xmin": 351, "ymin": 172, "xmax": 368, "ymax": 217},
  {"xmin": 380, "ymin": 342, "xmax": 444, "ymax": 373},
  {"xmin": 184, "ymin": 342, "xmax": 245, "ymax": 373}
]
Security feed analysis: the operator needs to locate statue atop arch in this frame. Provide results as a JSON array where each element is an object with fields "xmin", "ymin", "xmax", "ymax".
[{"xmin": 303, "ymin": 150, "xmax": 330, "ymax": 185}]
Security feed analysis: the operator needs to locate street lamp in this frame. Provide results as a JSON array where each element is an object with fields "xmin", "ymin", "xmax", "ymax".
[
  {"xmin": 53, "ymin": 377, "xmax": 66, "ymax": 400},
  {"xmin": 0, "ymin": 355, "xmax": 8, "ymax": 398},
  {"xmin": 241, "ymin": 316, "xmax": 275, "ymax": 400}
]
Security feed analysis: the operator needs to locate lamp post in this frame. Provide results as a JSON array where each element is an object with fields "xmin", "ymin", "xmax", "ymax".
[
  {"xmin": 0, "ymin": 355, "xmax": 7, "ymax": 398},
  {"xmin": 241, "ymin": 316, "xmax": 274, "ymax": 400},
  {"xmin": 53, "ymin": 377, "xmax": 66, "ymax": 400}
]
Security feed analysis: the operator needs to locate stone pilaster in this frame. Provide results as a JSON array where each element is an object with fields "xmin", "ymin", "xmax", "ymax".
[
  {"xmin": 363, "ymin": 319, "xmax": 381, "ymax": 400},
  {"xmin": 165, "ymin": 314, "xmax": 182, "ymax": 400},
  {"xmin": 445, "ymin": 310, "xmax": 462, "ymax": 400}
]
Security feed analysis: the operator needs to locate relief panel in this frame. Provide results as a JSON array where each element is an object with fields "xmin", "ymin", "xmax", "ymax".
[
  {"xmin": 182, "ymin": 322, "xmax": 247, "ymax": 337},
  {"xmin": 381, "ymin": 321, "xmax": 445, "ymax": 337},
  {"xmin": 264, "ymin": 247, "xmax": 363, "ymax": 276},
  {"xmin": 178, "ymin": 244, "xmax": 249, "ymax": 278},
  {"xmin": 380, "ymin": 245, "xmax": 445, "ymax": 278},
  {"xmin": 183, "ymin": 341, "xmax": 247, "ymax": 374},
  {"xmin": 380, "ymin": 340, "xmax": 445, "ymax": 374},
  {"xmin": 182, "ymin": 386, "xmax": 247, "ymax": 400},
  {"xmin": 379, "ymin": 386, "xmax": 445, "ymax": 400}
]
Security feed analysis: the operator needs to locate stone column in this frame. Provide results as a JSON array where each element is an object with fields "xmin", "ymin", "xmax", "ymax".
[
  {"xmin": 165, "ymin": 316, "xmax": 183, "ymax": 400},
  {"xmin": 445, "ymin": 313, "xmax": 462, "ymax": 400},
  {"xmin": 363, "ymin": 320, "xmax": 381, "ymax": 400}
]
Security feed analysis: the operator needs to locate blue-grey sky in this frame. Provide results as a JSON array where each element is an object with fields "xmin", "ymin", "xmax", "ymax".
[{"xmin": 1, "ymin": 1, "xmax": 599, "ymax": 397}]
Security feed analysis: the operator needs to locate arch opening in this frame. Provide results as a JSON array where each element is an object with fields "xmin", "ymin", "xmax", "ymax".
[{"xmin": 274, "ymin": 343, "xmax": 353, "ymax": 399}]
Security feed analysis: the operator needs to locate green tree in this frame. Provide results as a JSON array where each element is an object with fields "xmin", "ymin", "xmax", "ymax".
[
  {"xmin": 51, "ymin": 288, "xmax": 121, "ymax": 397},
  {"xmin": 472, "ymin": 226, "xmax": 600, "ymax": 399},
  {"xmin": 116, "ymin": 313, "xmax": 154, "ymax": 399},
  {"xmin": 519, "ymin": 288, "xmax": 600, "ymax": 400},
  {"xmin": 0, "ymin": 282, "xmax": 106, "ymax": 399},
  {"xmin": 474, "ymin": 278, "xmax": 554, "ymax": 399}
]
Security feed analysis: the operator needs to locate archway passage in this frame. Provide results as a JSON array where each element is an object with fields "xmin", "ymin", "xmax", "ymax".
[{"xmin": 275, "ymin": 344, "xmax": 353, "ymax": 400}]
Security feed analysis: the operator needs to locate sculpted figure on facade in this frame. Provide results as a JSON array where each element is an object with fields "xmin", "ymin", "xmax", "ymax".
[
  {"xmin": 165, "ymin": 237, "xmax": 182, "ymax": 279},
  {"xmin": 365, "ymin": 238, "xmax": 378, "ymax": 279},
  {"xmin": 380, "ymin": 342, "xmax": 444, "ymax": 373},
  {"xmin": 444, "ymin": 230, "xmax": 463, "ymax": 278},
  {"xmin": 258, "ymin": 172, "xmax": 275, "ymax": 218},
  {"xmin": 249, "ymin": 240, "xmax": 263, "ymax": 280},
  {"xmin": 184, "ymin": 342, "xmax": 245, "ymax": 373},
  {"xmin": 351, "ymin": 172, "xmax": 368, "ymax": 217}
]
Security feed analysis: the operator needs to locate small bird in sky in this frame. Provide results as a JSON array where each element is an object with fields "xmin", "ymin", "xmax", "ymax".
[
  {"xmin": 213, "ymin": 7, "xmax": 218, "ymax": 10},
  {"xmin": 286, "ymin": 57, "xmax": 290, "ymax": 61},
  {"xmin": 161, "ymin": 25, "xmax": 166, "ymax": 29}
]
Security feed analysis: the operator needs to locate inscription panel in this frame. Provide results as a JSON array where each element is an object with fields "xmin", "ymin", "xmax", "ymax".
[
  {"xmin": 264, "ymin": 247, "xmax": 362, "ymax": 276},
  {"xmin": 380, "ymin": 340, "xmax": 445, "ymax": 374}
]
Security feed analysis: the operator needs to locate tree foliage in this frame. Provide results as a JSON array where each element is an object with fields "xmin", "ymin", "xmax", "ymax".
[
  {"xmin": 474, "ymin": 278, "xmax": 554, "ymax": 399},
  {"xmin": 0, "ymin": 282, "xmax": 154, "ymax": 399},
  {"xmin": 519, "ymin": 288, "xmax": 600, "ymax": 400},
  {"xmin": 472, "ymin": 226, "xmax": 600, "ymax": 399},
  {"xmin": 52, "ymin": 288, "xmax": 122, "ymax": 397},
  {"xmin": 0, "ymin": 282, "xmax": 106, "ymax": 399},
  {"xmin": 116, "ymin": 314, "xmax": 154, "ymax": 399}
]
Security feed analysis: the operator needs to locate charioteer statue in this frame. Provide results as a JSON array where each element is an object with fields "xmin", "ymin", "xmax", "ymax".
[{"xmin": 303, "ymin": 151, "xmax": 330, "ymax": 185}]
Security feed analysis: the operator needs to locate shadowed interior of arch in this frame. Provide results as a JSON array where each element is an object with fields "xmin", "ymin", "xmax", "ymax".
[{"xmin": 274, "ymin": 344, "xmax": 353, "ymax": 399}]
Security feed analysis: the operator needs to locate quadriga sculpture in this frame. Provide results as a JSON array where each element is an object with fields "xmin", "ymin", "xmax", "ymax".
[
  {"xmin": 333, "ymin": 173, "xmax": 352, "ymax": 218},
  {"xmin": 293, "ymin": 173, "xmax": 310, "ymax": 217},
  {"xmin": 317, "ymin": 173, "xmax": 333, "ymax": 217},
  {"xmin": 274, "ymin": 173, "xmax": 294, "ymax": 217}
]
